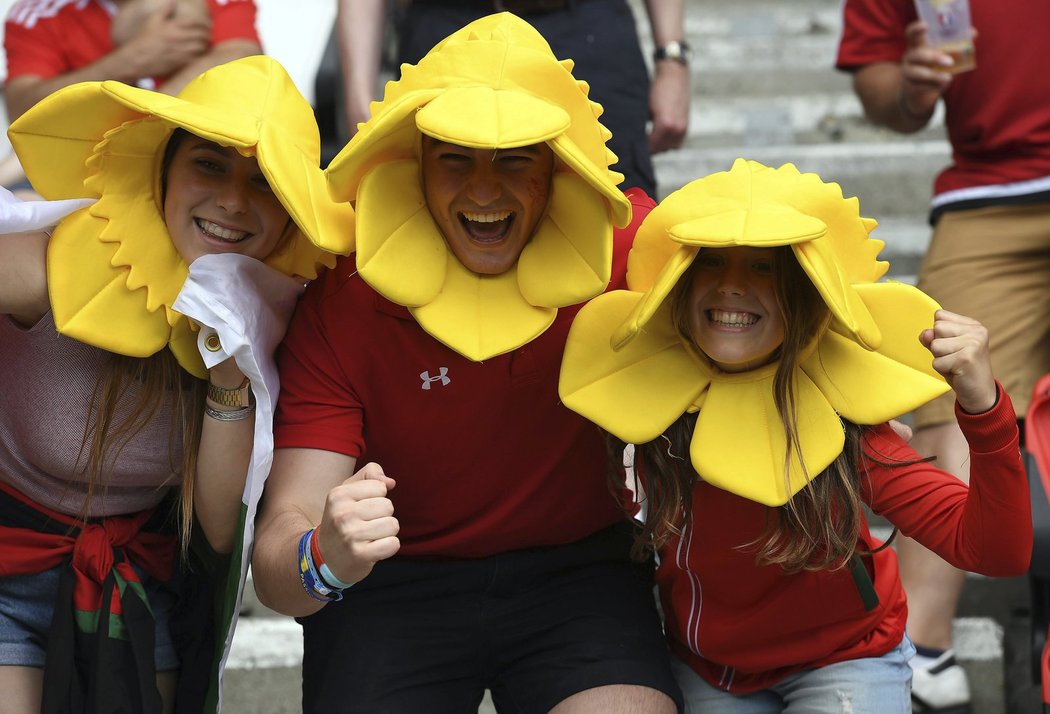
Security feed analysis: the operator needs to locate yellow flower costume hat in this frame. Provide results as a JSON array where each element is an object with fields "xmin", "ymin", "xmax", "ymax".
[
  {"xmin": 559, "ymin": 159, "xmax": 950, "ymax": 506},
  {"xmin": 8, "ymin": 55, "xmax": 355, "ymax": 378},
  {"xmin": 325, "ymin": 12, "xmax": 630, "ymax": 361}
]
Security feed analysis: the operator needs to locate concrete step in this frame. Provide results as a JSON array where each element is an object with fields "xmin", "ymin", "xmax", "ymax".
[{"xmin": 653, "ymin": 139, "xmax": 948, "ymax": 215}]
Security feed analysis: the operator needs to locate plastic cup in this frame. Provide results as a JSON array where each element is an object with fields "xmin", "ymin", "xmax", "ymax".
[{"xmin": 913, "ymin": 0, "xmax": 976, "ymax": 73}]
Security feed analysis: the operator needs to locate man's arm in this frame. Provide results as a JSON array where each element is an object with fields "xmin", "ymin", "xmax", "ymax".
[
  {"xmin": 4, "ymin": 0, "xmax": 211, "ymax": 121},
  {"xmin": 252, "ymin": 448, "xmax": 400, "ymax": 617},
  {"xmin": 851, "ymin": 20, "xmax": 954, "ymax": 135},
  {"xmin": 336, "ymin": 0, "xmax": 387, "ymax": 139},
  {"xmin": 643, "ymin": 0, "xmax": 690, "ymax": 154}
]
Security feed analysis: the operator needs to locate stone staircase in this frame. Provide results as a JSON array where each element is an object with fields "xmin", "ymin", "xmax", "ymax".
[
  {"xmin": 635, "ymin": 0, "xmax": 949, "ymax": 283},
  {"xmin": 220, "ymin": 1, "xmax": 1042, "ymax": 712}
]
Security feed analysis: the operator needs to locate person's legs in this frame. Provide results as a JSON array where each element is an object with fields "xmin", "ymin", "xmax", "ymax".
[
  {"xmin": 157, "ymin": 670, "xmax": 177, "ymax": 714},
  {"xmin": 486, "ymin": 524, "xmax": 682, "ymax": 714},
  {"xmin": 487, "ymin": 525, "xmax": 684, "ymax": 713},
  {"xmin": 905, "ymin": 202, "xmax": 1050, "ymax": 710},
  {"xmin": 897, "ymin": 422, "xmax": 971, "ymax": 651},
  {"xmin": 778, "ymin": 637, "xmax": 915, "ymax": 714},
  {"xmin": 669, "ymin": 654, "xmax": 782, "ymax": 714},
  {"xmin": 0, "ymin": 568, "xmax": 55, "ymax": 712},
  {"xmin": 299, "ymin": 557, "xmax": 490, "ymax": 714},
  {"xmin": 550, "ymin": 684, "xmax": 675, "ymax": 714},
  {"xmin": 0, "ymin": 666, "xmax": 43, "ymax": 714}
]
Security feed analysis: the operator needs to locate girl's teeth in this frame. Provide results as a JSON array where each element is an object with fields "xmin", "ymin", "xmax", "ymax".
[
  {"xmin": 710, "ymin": 310, "xmax": 758, "ymax": 327},
  {"xmin": 198, "ymin": 219, "xmax": 248, "ymax": 242}
]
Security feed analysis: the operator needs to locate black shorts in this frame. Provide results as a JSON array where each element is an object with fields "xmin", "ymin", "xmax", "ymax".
[{"xmin": 299, "ymin": 523, "xmax": 683, "ymax": 713}]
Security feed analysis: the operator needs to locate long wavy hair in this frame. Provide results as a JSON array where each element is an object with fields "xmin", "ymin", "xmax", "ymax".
[{"xmin": 622, "ymin": 246, "xmax": 877, "ymax": 572}]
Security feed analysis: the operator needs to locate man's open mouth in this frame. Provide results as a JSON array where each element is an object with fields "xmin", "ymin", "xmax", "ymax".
[{"xmin": 460, "ymin": 210, "xmax": 513, "ymax": 242}]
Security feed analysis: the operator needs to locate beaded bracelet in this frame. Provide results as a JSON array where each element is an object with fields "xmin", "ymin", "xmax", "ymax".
[
  {"xmin": 310, "ymin": 526, "xmax": 354, "ymax": 590},
  {"xmin": 297, "ymin": 529, "xmax": 342, "ymax": 602}
]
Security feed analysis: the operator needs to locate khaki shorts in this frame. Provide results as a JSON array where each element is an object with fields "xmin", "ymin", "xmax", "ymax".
[{"xmin": 914, "ymin": 202, "xmax": 1050, "ymax": 428}]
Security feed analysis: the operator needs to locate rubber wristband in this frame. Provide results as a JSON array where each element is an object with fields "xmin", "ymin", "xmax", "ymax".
[
  {"xmin": 310, "ymin": 528, "xmax": 354, "ymax": 590},
  {"xmin": 298, "ymin": 529, "xmax": 342, "ymax": 602},
  {"xmin": 319, "ymin": 563, "xmax": 354, "ymax": 591}
]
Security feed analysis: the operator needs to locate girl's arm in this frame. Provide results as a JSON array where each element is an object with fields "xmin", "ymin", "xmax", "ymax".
[
  {"xmin": 0, "ymin": 231, "xmax": 49, "ymax": 325},
  {"xmin": 866, "ymin": 310, "xmax": 1031, "ymax": 576},
  {"xmin": 193, "ymin": 357, "xmax": 254, "ymax": 554}
]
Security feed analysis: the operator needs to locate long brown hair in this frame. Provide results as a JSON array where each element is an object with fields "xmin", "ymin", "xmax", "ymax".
[
  {"xmin": 79, "ymin": 351, "xmax": 206, "ymax": 548},
  {"xmin": 624, "ymin": 246, "xmax": 871, "ymax": 572}
]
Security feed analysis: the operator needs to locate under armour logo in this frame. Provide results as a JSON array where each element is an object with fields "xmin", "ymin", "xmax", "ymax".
[{"xmin": 420, "ymin": 368, "xmax": 451, "ymax": 390}]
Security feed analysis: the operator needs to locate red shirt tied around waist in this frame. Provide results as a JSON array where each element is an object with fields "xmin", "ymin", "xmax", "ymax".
[{"xmin": 0, "ymin": 479, "xmax": 177, "ymax": 714}]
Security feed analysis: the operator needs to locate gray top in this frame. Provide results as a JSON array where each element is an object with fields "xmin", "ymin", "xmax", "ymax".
[{"xmin": 0, "ymin": 312, "xmax": 185, "ymax": 517}]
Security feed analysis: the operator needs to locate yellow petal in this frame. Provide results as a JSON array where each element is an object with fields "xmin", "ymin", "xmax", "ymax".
[
  {"xmin": 560, "ymin": 291, "xmax": 707, "ymax": 444},
  {"xmin": 692, "ymin": 369, "xmax": 845, "ymax": 506},
  {"xmin": 355, "ymin": 160, "xmax": 448, "ymax": 306},
  {"xmin": 411, "ymin": 254, "xmax": 555, "ymax": 361}
]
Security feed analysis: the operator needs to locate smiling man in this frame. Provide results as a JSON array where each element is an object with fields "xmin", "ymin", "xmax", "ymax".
[{"xmin": 252, "ymin": 13, "xmax": 682, "ymax": 714}]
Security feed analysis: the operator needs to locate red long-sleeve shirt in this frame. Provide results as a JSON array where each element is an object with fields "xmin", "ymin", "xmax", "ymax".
[{"xmin": 660, "ymin": 388, "xmax": 1031, "ymax": 693}]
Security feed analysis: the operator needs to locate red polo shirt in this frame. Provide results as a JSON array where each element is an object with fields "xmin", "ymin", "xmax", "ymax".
[{"xmin": 275, "ymin": 189, "xmax": 653, "ymax": 558}]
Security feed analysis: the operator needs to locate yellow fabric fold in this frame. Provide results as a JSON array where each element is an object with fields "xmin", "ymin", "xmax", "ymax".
[{"xmin": 411, "ymin": 253, "xmax": 556, "ymax": 361}]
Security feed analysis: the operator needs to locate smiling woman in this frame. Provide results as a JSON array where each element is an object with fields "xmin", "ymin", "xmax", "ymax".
[
  {"xmin": 162, "ymin": 130, "xmax": 295, "ymax": 264},
  {"xmin": 0, "ymin": 56, "xmax": 353, "ymax": 714}
]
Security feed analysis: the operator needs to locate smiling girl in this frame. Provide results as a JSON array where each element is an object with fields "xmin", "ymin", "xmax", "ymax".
[
  {"xmin": 560, "ymin": 160, "xmax": 1032, "ymax": 713},
  {"xmin": 0, "ymin": 56, "xmax": 351, "ymax": 714}
]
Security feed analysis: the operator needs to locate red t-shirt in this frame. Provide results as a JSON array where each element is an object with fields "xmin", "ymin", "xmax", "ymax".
[
  {"xmin": 836, "ymin": 0, "xmax": 1050, "ymax": 205},
  {"xmin": 4, "ymin": 0, "xmax": 259, "ymax": 87},
  {"xmin": 275, "ymin": 189, "xmax": 655, "ymax": 559},
  {"xmin": 660, "ymin": 391, "xmax": 1030, "ymax": 692}
]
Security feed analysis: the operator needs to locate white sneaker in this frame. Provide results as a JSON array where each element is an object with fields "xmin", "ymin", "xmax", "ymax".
[{"xmin": 911, "ymin": 649, "xmax": 971, "ymax": 713}]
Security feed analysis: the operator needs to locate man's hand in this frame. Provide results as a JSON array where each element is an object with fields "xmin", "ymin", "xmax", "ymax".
[
  {"xmin": 315, "ymin": 462, "xmax": 400, "ymax": 586},
  {"xmin": 118, "ymin": 0, "xmax": 212, "ymax": 80},
  {"xmin": 920, "ymin": 309, "xmax": 998, "ymax": 415},
  {"xmin": 648, "ymin": 60, "xmax": 690, "ymax": 154},
  {"xmin": 898, "ymin": 20, "xmax": 954, "ymax": 120}
]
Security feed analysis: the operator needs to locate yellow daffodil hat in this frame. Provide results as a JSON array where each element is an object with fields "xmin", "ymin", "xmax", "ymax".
[
  {"xmin": 559, "ymin": 159, "xmax": 951, "ymax": 507},
  {"xmin": 325, "ymin": 12, "xmax": 630, "ymax": 361},
  {"xmin": 8, "ymin": 55, "xmax": 355, "ymax": 378}
]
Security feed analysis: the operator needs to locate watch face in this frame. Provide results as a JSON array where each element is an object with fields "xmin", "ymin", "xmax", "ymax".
[{"xmin": 657, "ymin": 41, "xmax": 692, "ymax": 63}]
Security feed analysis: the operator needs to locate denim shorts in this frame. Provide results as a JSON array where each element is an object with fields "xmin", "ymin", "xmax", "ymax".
[
  {"xmin": 0, "ymin": 563, "xmax": 180, "ymax": 670},
  {"xmin": 672, "ymin": 635, "xmax": 916, "ymax": 714}
]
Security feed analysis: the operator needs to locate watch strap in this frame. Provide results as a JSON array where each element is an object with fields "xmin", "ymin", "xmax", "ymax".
[{"xmin": 207, "ymin": 376, "xmax": 252, "ymax": 408}]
